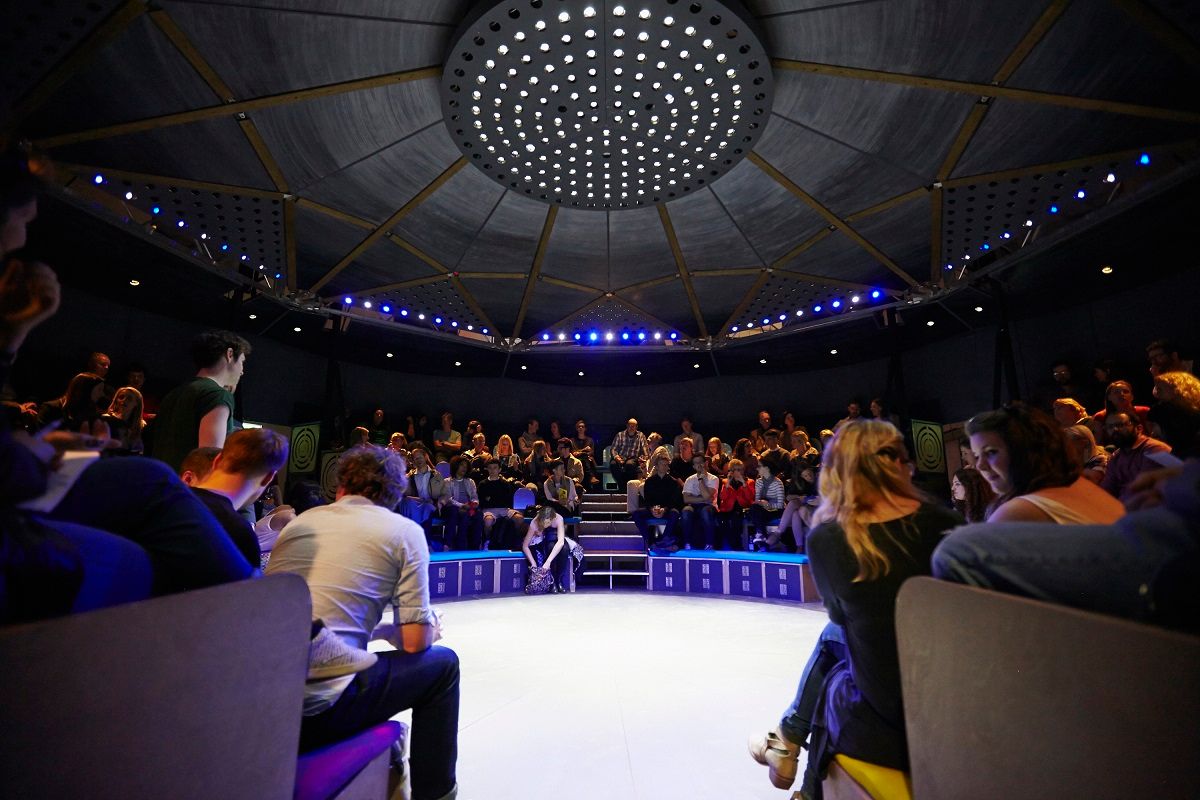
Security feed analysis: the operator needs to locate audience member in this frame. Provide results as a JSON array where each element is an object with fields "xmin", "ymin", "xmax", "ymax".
[
  {"xmin": 749, "ymin": 409, "xmax": 773, "ymax": 452},
  {"xmin": 681, "ymin": 453, "xmax": 718, "ymax": 550},
  {"xmin": 957, "ymin": 439, "xmax": 976, "ymax": 470},
  {"xmin": 442, "ymin": 455, "xmax": 481, "ymax": 551},
  {"xmin": 1089, "ymin": 380, "xmax": 1152, "ymax": 445},
  {"xmin": 350, "ymin": 426, "xmax": 370, "ymax": 447},
  {"xmin": 781, "ymin": 411, "xmax": 799, "ymax": 442},
  {"xmin": 518, "ymin": 417, "xmax": 540, "ymax": 458},
  {"xmin": 542, "ymin": 458, "xmax": 579, "ymax": 517},
  {"xmin": 789, "ymin": 430, "xmax": 819, "ymax": 464},
  {"xmin": 493, "ymin": 434, "xmax": 523, "ymax": 480},
  {"xmin": 402, "ymin": 447, "xmax": 445, "ymax": 531},
  {"xmin": 521, "ymin": 438, "xmax": 551, "ymax": 487},
  {"xmin": 1046, "ymin": 359, "xmax": 1094, "ymax": 410},
  {"xmin": 406, "ymin": 412, "xmax": 432, "ymax": 451},
  {"xmin": 266, "ymin": 446, "xmax": 460, "ymax": 800},
  {"xmin": 431, "ymin": 411, "xmax": 461, "ymax": 464},
  {"xmin": 388, "ymin": 431, "xmax": 409, "ymax": 455},
  {"xmin": 149, "ymin": 329, "xmax": 250, "ymax": 472},
  {"xmin": 179, "ymin": 446, "xmax": 221, "ymax": 486},
  {"xmin": 779, "ymin": 461, "xmax": 820, "ymax": 551},
  {"xmin": 476, "ymin": 459, "xmax": 523, "ymax": 550},
  {"xmin": 1063, "ymin": 424, "xmax": 1108, "ymax": 484},
  {"xmin": 632, "ymin": 450, "xmax": 683, "ymax": 550},
  {"xmin": 37, "ymin": 371, "xmax": 107, "ymax": 434},
  {"xmin": 669, "ymin": 437, "xmax": 696, "ymax": 481},
  {"xmin": 968, "ymin": 403, "xmax": 1124, "ymax": 523},
  {"xmin": 1100, "ymin": 412, "xmax": 1172, "ymax": 501},
  {"xmin": 750, "ymin": 420, "xmax": 962, "ymax": 794},
  {"xmin": 715, "ymin": 458, "xmax": 755, "ymax": 550},
  {"xmin": 570, "ymin": 418, "xmax": 599, "ymax": 487},
  {"xmin": 464, "ymin": 419, "xmax": 483, "ymax": 442},
  {"xmin": 1149, "ymin": 371, "xmax": 1200, "ymax": 458},
  {"xmin": 101, "ymin": 386, "xmax": 145, "ymax": 452},
  {"xmin": 255, "ymin": 479, "xmax": 327, "ymax": 562},
  {"xmin": 1052, "ymin": 397, "xmax": 1089, "ymax": 428},
  {"xmin": 818, "ymin": 429, "xmax": 835, "ymax": 452},
  {"xmin": 758, "ymin": 428, "xmax": 792, "ymax": 473},
  {"xmin": 555, "ymin": 438, "xmax": 585, "ymax": 492},
  {"xmin": 85, "ymin": 351, "xmax": 111, "ymax": 381},
  {"xmin": 868, "ymin": 397, "xmax": 901, "ymax": 428},
  {"xmin": 547, "ymin": 419, "xmax": 564, "ymax": 445},
  {"xmin": 1146, "ymin": 338, "xmax": 1192, "ymax": 377},
  {"xmin": 609, "ymin": 417, "xmax": 649, "ymax": 491},
  {"xmin": 705, "ymin": 436, "xmax": 730, "ymax": 477},
  {"xmin": 950, "ymin": 467, "xmax": 995, "ymax": 523},
  {"xmin": 834, "ymin": 400, "xmax": 863, "ymax": 431},
  {"xmin": 367, "ymin": 408, "xmax": 389, "ymax": 446},
  {"xmin": 673, "ymin": 415, "xmax": 704, "ymax": 456},
  {"xmin": 190, "ymin": 428, "xmax": 288, "ymax": 567},
  {"xmin": 733, "ymin": 437, "xmax": 759, "ymax": 479},
  {"xmin": 747, "ymin": 453, "xmax": 786, "ymax": 551},
  {"xmin": 521, "ymin": 505, "xmax": 574, "ymax": 594}
]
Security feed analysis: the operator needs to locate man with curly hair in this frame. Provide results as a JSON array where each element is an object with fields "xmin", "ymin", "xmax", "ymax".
[{"xmin": 267, "ymin": 445, "xmax": 460, "ymax": 800}]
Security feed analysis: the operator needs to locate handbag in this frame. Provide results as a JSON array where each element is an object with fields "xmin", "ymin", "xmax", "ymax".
[{"xmin": 525, "ymin": 564, "xmax": 555, "ymax": 595}]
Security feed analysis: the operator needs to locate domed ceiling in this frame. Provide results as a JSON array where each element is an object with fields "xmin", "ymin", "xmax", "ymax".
[{"xmin": 3, "ymin": 0, "xmax": 1199, "ymax": 365}]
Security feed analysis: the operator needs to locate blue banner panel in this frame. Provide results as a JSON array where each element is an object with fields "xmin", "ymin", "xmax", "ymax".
[
  {"xmin": 649, "ymin": 557, "xmax": 687, "ymax": 592},
  {"xmin": 461, "ymin": 559, "xmax": 497, "ymax": 595},
  {"xmin": 728, "ymin": 560, "xmax": 764, "ymax": 598},
  {"xmin": 429, "ymin": 562, "xmax": 461, "ymax": 599},
  {"xmin": 687, "ymin": 559, "xmax": 725, "ymax": 594}
]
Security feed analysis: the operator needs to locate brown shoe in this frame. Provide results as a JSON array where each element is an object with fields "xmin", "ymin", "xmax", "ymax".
[{"xmin": 748, "ymin": 728, "xmax": 802, "ymax": 790}]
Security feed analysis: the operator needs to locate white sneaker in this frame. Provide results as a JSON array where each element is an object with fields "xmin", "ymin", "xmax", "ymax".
[{"xmin": 307, "ymin": 626, "xmax": 378, "ymax": 681}]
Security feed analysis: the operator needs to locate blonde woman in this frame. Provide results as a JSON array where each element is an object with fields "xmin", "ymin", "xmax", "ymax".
[
  {"xmin": 494, "ymin": 434, "xmax": 523, "ymax": 480},
  {"xmin": 749, "ymin": 420, "xmax": 963, "ymax": 792},
  {"xmin": 101, "ymin": 386, "xmax": 145, "ymax": 452}
]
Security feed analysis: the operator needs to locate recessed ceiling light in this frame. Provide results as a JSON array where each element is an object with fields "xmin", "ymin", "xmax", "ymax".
[
  {"xmin": 128, "ymin": 279, "xmax": 140, "ymax": 286},
  {"xmin": 521, "ymin": 365, "xmax": 528, "ymax": 370},
  {"xmin": 759, "ymin": 358, "xmax": 767, "ymax": 364},
  {"xmin": 248, "ymin": 313, "xmax": 257, "ymax": 319},
  {"xmin": 926, "ymin": 320, "xmax": 935, "ymax": 327},
  {"xmin": 386, "ymin": 352, "xmax": 394, "ymax": 358},
  {"xmin": 1101, "ymin": 265, "xmax": 1114, "ymax": 274},
  {"xmin": 693, "ymin": 363, "xmax": 699, "ymax": 369},
  {"xmin": 293, "ymin": 327, "xmax": 301, "ymax": 332},
  {"xmin": 454, "ymin": 361, "xmax": 462, "ymax": 366},
  {"xmin": 635, "ymin": 370, "xmax": 642, "ymax": 376},
  {"xmin": 974, "ymin": 306, "xmax": 983, "ymax": 313},
  {"xmin": 578, "ymin": 370, "xmax": 585, "ymax": 376},
  {"xmin": 830, "ymin": 348, "xmax": 838, "ymax": 355}
]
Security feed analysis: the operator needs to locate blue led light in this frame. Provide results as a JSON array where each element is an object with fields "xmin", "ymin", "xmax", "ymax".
[
  {"xmin": 400, "ymin": 309, "xmax": 409, "ymax": 316},
  {"xmin": 220, "ymin": 243, "xmax": 228, "ymax": 251},
  {"xmin": 275, "ymin": 273, "xmax": 282, "ymax": 279},
  {"xmin": 434, "ymin": 316, "xmax": 443, "ymax": 325},
  {"xmin": 1075, "ymin": 190, "xmax": 1086, "ymax": 199},
  {"xmin": 814, "ymin": 305, "xmax": 823, "ymax": 313},
  {"xmin": 762, "ymin": 317, "xmax": 770, "ymax": 325},
  {"xmin": 981, "ymin": 243, "xmax": 990, "ymax": 251},
  {"xmin": 621, "ymin": 332, "xmax": 630, "ymax": 340},
  {"xmin": 381, "ymin": 304, "xmax": 391, "ymax": 313},
  {"xmin": 542, "ymin": 333, "xmax": 551, "ymax": 341},
  {"xmin": 482, "ymin": 328, "xmax": 489, "ymax": 334},
  {"xmin": 871, "ymin": 290, "xmax": 881, "ymax": 299},
  {"xmin": 93, "ymin": 174, "xmax": 104, "ymax": 185},
  {"xmin": 1049, "ymin": 205, "xmax": 1059, "ymax": 214},
  {"xmin": 1139, "ymin": 153, "xmax": 1150, "ymax": 165},
  {"xmin": 152, "ymin": 206, "xmax": 161, "ymax": 215},
  {"xmin": 344, "ymin": 296, "xmax": 353, "ymax": 304},
  {"xmin": 669, "ymin": 332, "xmax": 678, "ymax": 340},
  {"xmin": 589, "ymin": 331, "xmax": 599, "ymax": 342},
  {"xmin": 574, "ymin": 333, "xmax": 582, "ymax": 341},
  {"xmin": 831, "ymin": 300, "xmax": 841, "ymax": 309},
  {"xmin": 637, "ymin": 331, "xmax": 646, "ymax": 341}
]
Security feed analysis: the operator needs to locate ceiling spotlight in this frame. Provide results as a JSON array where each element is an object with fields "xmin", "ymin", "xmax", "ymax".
[
  {"xmin": 128, "ymin": 279, "xmax": 140, "ymax": 286},
  {"xmin": 732, "ymin": 325, "xmax": 739, "ymax": 331},
  {"xmin": 454, "ymin": 361, "xmax": 462, "ymax": 367},
  {"xmin": 386, "ymin": 352, "xmax": 394, "ymax": 358},
  {"xmin": 418, "ymin": 313, "xmax": 426, "ymax": 320},
  {"xmin": 558, "ymin": 332, "xmax": 566, "ymax": 340},
  {"xmin": 850, "ymin": 295, "xmax": 860, "ymax": 304},
  {"xmin": 363, "ymin": 300, "xmax": 372, "ymax": 309},
  {"xmin": 974, "ymin": 306, "xmax": 983, "ymax": 313},
  {"xmin": 124, "ymin": 191, "xmax": 134, "ymax": 200},
  {"xmin": 926, "ymin": 320, "xmax": 935, "ymax": 327},
  {"xmin": 693, "ymin": 363, "xmax": 700, "ymax": 369},
  {"xmin": 830, "ymin": 348, "xmax": 838, "ymax": 355},
  {"xmin": 1075, "ymin": 190, "xmax": 1086, "ymax": 199},
  {"xmin": 578, "ymin": 370, "xmax": 585, "ymax": 376},
  {"xmin": 93, "ymin": 174, "xmax": 104, "ymax": 184},
  {"xmin": 1105, "ymin": 173, "xmax": 1117, "ymax": 183},
  {"xmin": 1101, "ymin": 265, "xmax": 1114, "ymax": 274},
  {"xmin": 605, "ymin": 331, "xmax": 615, "ymax": 341},
  {"xmin": 759, "ymin": 358, "xmax": 767, "ymax": 364},
  {"xmin": 521, "ymin": 365, "xmax": 528, "ymax": 370},
  {"xmin": 293, "ymin": 326, "xmax": 302, "ymax": 332},
  {"xmin": 653, "ymin": 332, "xmax": 662, "ymax": 340},
  {"xmin": 248, "ymin": 314, "xmax": 257, "ymax": 319},
  {"xmin": 635, "ymin": 370, "xmax": 642, "ymax": 376}
]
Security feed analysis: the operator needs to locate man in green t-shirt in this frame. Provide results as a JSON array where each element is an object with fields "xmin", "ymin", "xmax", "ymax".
[
  {"xmin": 431, "ymin": 410, "xmax": 462, "ymax": 464},
  {"xmin": 150, "ymin": 330, "xmax": 251, "ymax": 472}
]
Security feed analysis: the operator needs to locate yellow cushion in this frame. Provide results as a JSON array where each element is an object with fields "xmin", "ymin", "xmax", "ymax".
[{"xmin": 832, "ymin": 754, "xmax": 913, "ymax": 800}]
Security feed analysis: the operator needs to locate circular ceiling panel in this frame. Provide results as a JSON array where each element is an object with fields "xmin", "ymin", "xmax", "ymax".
[{"xmin": 441, "ymin": 0, "xmax": 774, "ymax": 210}]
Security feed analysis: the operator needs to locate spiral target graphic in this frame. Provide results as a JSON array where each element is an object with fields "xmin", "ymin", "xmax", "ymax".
[
  {"xmin": 911, "ymin": 421, "xmax": 945, "ymax": 474},
  {"xmin": 320, "ymin": 453, "xmax": 339, "ymax": 501},
  {"xmin": 289, "ymin": 423, "xmax": 319, "ymax": 474}
]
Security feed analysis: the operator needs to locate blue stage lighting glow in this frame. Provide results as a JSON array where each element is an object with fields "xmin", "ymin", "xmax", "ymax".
[
  {"xmin": 482, "ymin": 328, "xmax": 489, "ymax": 334},
  {"xmin": 542, "ymin": 333, "xmax": 551, "ymax": 340},
  {"xmin": 152, "ymin": 206, "xmax": 161, "ymax": 215},
  {"xmin": 621, "ymin": 332, "xmax": 630, "ymax": 340},
  {"xmin": 1139, "ymin": 153, "xmax": 1150, "ymax": 165},
  {"xmin": 344, "ymin": 296, "xmax": 353, "ymax": 304},
  {"xmin": 813, "ymin": 304, "xmax": 823, "ymax": 313},
  {"xmin": 589, "ymin": 331, "xmax": 599, "ymax": 342},
  {"xmin": 778, "ymin": 314, "xmax": 787, "ymax": 321},
  {"xmin": 637, "ymin": 331, "xmax": 646, "ymax": 340},
  {"xmin": 1049, "ymin": 205, "xmax": 1059, "ymax": 213},
  {"xmin": 831, "ymin": 300, "xmax": 841, "ymax": 309},
  {"xmin": 451, "ymin": 321, "xmax": 459, "ymax": 327},
  {"xmin": 400, "ymin": 309, "xmax": 408, "ymax": 316},
  {"xmin": 981, "ymin": 243, "xmax": 990, "ymax": 250},
  {"xmin": 669, "ymin": 332, "xmax": 678, "ymax": 340},
  {"xmin": 1076, "ymin": 190, "xmax": 1086, "ymax": 199},
  {"xmin": 850, "ymin": 295, "xmax": 860, "ymax": 304},
  {"xmin": 871, "ymin": 290, "xmax": 881, "ymax": 299},
  {"xmin": 434, "ymin": 316, "xmax": 443, "ymax": 324},
  {"xmin": 93, "ymin": 174, "xmax": 104, "ymax": 184},
  {"xmin": 381, "ymin": 305, "xmax": 391, "ymax": 313},
  {"xmin": 574, "ymin": 333, "xmax": 582, "ymax": 340}
]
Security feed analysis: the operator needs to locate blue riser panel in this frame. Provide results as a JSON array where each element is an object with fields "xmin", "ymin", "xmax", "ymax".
[
  {"xmin": 687, "ymin": 559, "xmax": 725, "ymax": 594},
  {"xmin": 728, "ymin": 561, "xmax": 765, "ymax": 599},
  {"xmin": 430, "ymin": 562, "xmax": 461, "ymax": 599}
]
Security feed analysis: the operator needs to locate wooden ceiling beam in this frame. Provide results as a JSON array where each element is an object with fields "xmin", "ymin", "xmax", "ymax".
[
  {"xmin": 1109, "ymin": 0, "xmax": 1200, "ymax": 67},
  {"xmin": 35, "ymin": 65, "xmax": 442, "ymax": 148},
  {"xmin": 2, "ymin": 0, "xmax": 146, "ymax": 145},
  {"xmin": 658, "ymin": 205, "xmax": 709, "ymax": 339},
  {"xmin": 614, "ymin": 274, "xmax": 679, "ymax": 294},
  {"xmin": 511, "ymin": 205, "xmax": 559, "ymax": 339},
  {"xmin": 541, "ymin": 275, "xmax": 604, "ymax": 293},
  {"xmin": 455, "ymin": 271, "xmax": 526, "ymax": 279},
  {"xmin": 295, "ymin": 198, "xmax": 374, "ymax": 230},
  {"xmin": 336, "ymin": 273, "xmax": 449, "ymax": 298},
  {"xmin": 308, "ymin": 157, "xmax": 466, "ymax": 293},
  {"xmin": 691, "ymin": 267, "xmax": 763, "ymax": 278},
  {"xmin": 283, "ymin": 199, "xmax": 297, "ymax": 290},
  {"xmin": 749, "ymin": 151, "xmax": 921, "ymax": 287},
  {"xmin": 771, "ymin": 58, "xmax": 1200, "ymax": 123}
]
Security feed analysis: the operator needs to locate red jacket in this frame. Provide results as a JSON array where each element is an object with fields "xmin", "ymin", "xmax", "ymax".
[{"xmin": 715, "ymin": 477, "xmax": 756, "ymax": 512}]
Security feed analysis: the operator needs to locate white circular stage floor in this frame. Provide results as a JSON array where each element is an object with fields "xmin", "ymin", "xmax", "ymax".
[{"xmin": 376, "ymin": 592, "xmax": 827, "ymax": 800}]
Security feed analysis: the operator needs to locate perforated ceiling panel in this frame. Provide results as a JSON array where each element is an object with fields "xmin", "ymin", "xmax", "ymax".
[{"xmin": 351, "ymin": 278, "xmax": 487, "ymax": 334}]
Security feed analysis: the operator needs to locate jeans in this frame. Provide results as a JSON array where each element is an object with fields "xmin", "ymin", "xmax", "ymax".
[
  {"xmin": 632, "ymin": 508, "xmax": 680, "ymax": 548},
  {"xmin": 715, "ymin": 509, "xmax": 745, "ymax": 550},
  {"xmin": 442, "ymin": 506, "xmax": 482, "ymax": 550},
  {"xmin": 780, "ymin": 622, "xmax": 847, "ymax": 745},
  {"xmin": 301, "ymin": 646, "xmax": 460, "ymax": 800},
  {"xmin": 681, "ymin": 503, "xmax": 716, "ymax": 548},
  {"xmin": 45, "ymin": 457, "xmax": 253, "ymax": 595}
]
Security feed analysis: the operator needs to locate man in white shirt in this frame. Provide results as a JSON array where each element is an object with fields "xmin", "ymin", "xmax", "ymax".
[
  {"xmin": 681, "ymin": 453, "xmax": 719, "ymax": 550},
  {"xmin": 267, "ymin": 446, "xmax": 459, "ymax": 800}
]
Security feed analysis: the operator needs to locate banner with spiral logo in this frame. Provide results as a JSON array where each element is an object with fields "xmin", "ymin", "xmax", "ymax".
[
  {"xmin": 289, "ymin": 422, "xmax": 320, "ymax": 474},
  {"xmin": 910, "ymin": 419, "xmax": 945, "ymax": 474}
]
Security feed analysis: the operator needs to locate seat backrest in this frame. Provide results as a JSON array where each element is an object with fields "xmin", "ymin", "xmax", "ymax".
[
  {"xmin": 601, "ymin": 446, "xmax": 612, "ymax": 467},
  {"xmin": 435, "ymin": 461, "xmax": 451, "ymax": 478},
  {"xmin": 896, "ymin": 577, "xmax": 1200, "ymax": 800},
  {"xmin": 513, "ymin": 486, "xmax": 536, "ymax": 510},
  {"xmin": 0, "ymin": 574, "xmax": 312, "ymax": 800}
]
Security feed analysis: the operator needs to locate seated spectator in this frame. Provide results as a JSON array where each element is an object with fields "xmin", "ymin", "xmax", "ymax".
[
  {"xmin": 265, "ymin": 446, "xmax": 460, "ymax": 800},
  {"xmin": 750, "ymin": 420, "xmax": 963, "ymax": 794},
  {"xmin": 547, "ymin": 419, "xmax": 565, "ymax": 445},
  {"xmin": 521, "ymin": 505, "xmax": 576, "ymax": 594},
  {"xmin": 1100, "ymin": 413, "xmax": 1172, "ymax": 501},
  {"xmin": 150, "ymin": 329, "xmax": 250, "ymax": 472},
  {"xmin": 625, "ymin": 460, "xmax": 649, "ymax": 515},
  {"xmin": 748, "ymin": 453, "xmax": 787, "ymax": 551},
  {"xmin": 715, "ymin": 458, "xmax": 755, "ymax": 550},
  {"xmin": 1146, "ymin": 337, "xmax": 1193, "ymax": 377},
  {"xmin": 464, "ymin": 419, "xmax": 483, "ymax": 442},
  {"xmin": 673, "ymin": 414, "xmax": 704, "ymax": 456},
  {"xmin": 190, "ymin": 428, "xmax": 288, "ymax": 568},
  {"xmin": 1063, "ymin": 424, "xmax": 1108, "ymax": 484},
  {"xmin": 610, "ymin": 418, "xmax": 649, "ymax": 491},
  {"xmin": 733, "ymin": 437, "xmax": 759, "ymax": 479},
  {"xmin": 255, "ymin": 479, "xmax": 327, "ymax": 561},
  {"xmin": 781, "ymin": 411, "xmax": 799, "ymax": 443},
  {"xmin": 431, "ymin": 411, "xmax": 462, "ymax": 464},
  {"xmin": 644, "ymin": 432, "xmax": 663, "ymax": 469},
  {"xmin": 749, "ymin": 409, "xmax": 773, "ymax": 453},
  {"xmin": 555, "ymin": 437, "xmax": 585, "ymax": 493},
  {"xmin": 950, "ymin": 467, "xmax": 995, "ymax": 523},
  {"xmin": 85, "ymin": 351, "xmax": 111, "ymax": 381},
  {"xmin": 37, "ymin": 372, "xmax": 107, "ymax": 435},
  {"xmin": 968, "ymin": 403, "xmax": 1124, "ymax": 524},
  {"xmin": 179, "ymin": 446, "xmax": 221, "ymax": 486},
  {"xmin": 818, "ymin": 429, "xmax": 835, "ymax": 453},
  {"xmin": 367, "ymin": 408, "xmax": 389, "ymax": 446},
  {"xmin": 779, "ymin": 462, "xmax": 820, "ymax": 550},
  {"xmin": 100, "ymin": 386, "xmax": 145, "ymax": 453},
  {"xmin": 669, "ymin": 436, "xmax": 696, "ymax": 481},
  {"xmin": 758, "ymin": 428, "xmax": 792, "ymax": 474},
  {"xmin": 570, "ymin": 418, "xmax": 599, "ymax": 487},
  {"xmin": 632, "ymin": 451, "xmax": 683, "ymax": 550},
  {"xmin": 463, "ymin": 432, "xmax": 490, "ymax": 481},
  {"xmin": 442, "ymin": 455, "xmax": 481, "ymax": 551},
  {"xmin": 681, "ymin": 453, "xmax": 718, "ymax": 550},
  {"xmin": 401, "ymin": 446, "xmax": 445, "ymax": 532},
  {"xmin": 493, "ymin": 434, "xmax": 524, "ymax": 480},
  {"xmin": 1149, "ymin": 371, "xmax": 1200, "ymax": 458},
  {"xmin": 834, "ymin": 399, "xmax": 863, "ymax": 431},
  {"xmin": 388, "ymin": 431, "xmax": 409, "ymax": 455},
  {"xmin": 934, "ymin": 461, "xmax": 1199, "ymax": 634},
  {"xmin": 518, "ymin": 417, "xmax": 540, "ymax": 458},
  {"xmin": 543, "ymin": 457, "xmax": 579, "ymax": 518},
  {"xmin": 406, "ymin": 412, "xmax": 431, "ymax": 451},
  {"xmin": 1089, "ymin": 380, "xmax": 1152, "ymax": 446},
  {"xmin": 350, "ymin": 426, "xmax": 370, "ymax": 447},
  {"xmin": 1045, "ymin": 360, "xmax": 1095, "ymax": 411},
  {"xmin": 476, "ymin": 458, "xmax": 524, "ymax": 550},
  {"xmin": 521, "ymin": 438, "xmax": 551, "ymax": 487},
  {"xmin": 705, "ymin": 436, "xmax": 730, "ymax": 477},
  {"xmin": 869, "ymin": 397, "xmax": 901, "ymax": 428},
  {"xmin": 1052, "ymin": 397, "xmax": 1090, "ymax": 428},
  {"xmin": 789, "ymin": 430, "xmax": 819, "ymax": 464}
]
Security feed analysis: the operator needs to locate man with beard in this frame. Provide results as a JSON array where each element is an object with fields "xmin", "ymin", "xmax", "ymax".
[{"xmin": 1100, "ymin": 412, "xmax": 1172, "ymax": 501}]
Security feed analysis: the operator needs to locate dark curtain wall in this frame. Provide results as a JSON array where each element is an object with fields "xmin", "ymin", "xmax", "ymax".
[{"xmin": 14, "ymin": 265, "xmax": 1198, "ymax": 444}]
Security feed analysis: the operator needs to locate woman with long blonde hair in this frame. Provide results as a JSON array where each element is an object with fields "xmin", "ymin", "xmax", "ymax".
[{"xmin": 749, "ymin": 420, "xmax": 963, "ymax": 793}]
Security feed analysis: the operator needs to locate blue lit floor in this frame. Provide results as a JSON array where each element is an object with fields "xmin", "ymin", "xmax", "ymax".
[{"xmin": 373, "ymin": 592, "xmax": 827, "ymax": 800}]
